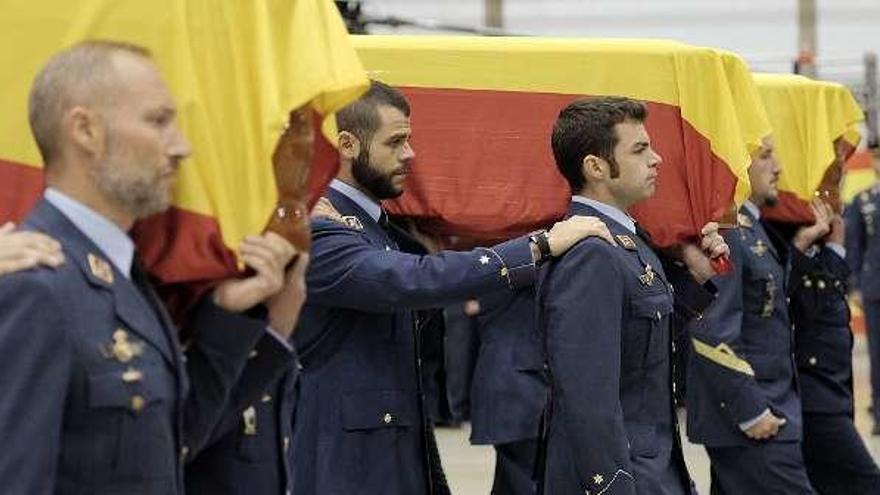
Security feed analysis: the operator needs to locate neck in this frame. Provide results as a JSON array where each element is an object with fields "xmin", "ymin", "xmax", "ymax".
[
  {"xmin": 46, "ymin": 172, "xmax": 134, "ymax": 231},
  {"xmin": 747, "ymin": 195, "xmax": 764, "ymax": 208},
  {"xmin": 335, "ymin": 168, "xmax": 381, "ymax": 204},
  {"xmin": 577, "ymin": 186, "xmax": 630, "ymax": 212}
]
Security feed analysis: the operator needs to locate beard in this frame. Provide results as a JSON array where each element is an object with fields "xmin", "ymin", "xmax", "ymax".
[
  {"xmin": 351, "ymin": 148, "xmax": 403, "ymax": 200},
  {"xmin": 92, "ymin": 136, "xmax": 172, "ymax": 220}
]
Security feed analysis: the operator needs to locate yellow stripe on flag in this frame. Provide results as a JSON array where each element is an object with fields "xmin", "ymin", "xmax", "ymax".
[
  {"xmin": 0, "ymin": 0, "xmax": 368, "ymax": 253},
  {"xmin": 753, "ymin": 73, "xmax": 864, "ymax": 201}
]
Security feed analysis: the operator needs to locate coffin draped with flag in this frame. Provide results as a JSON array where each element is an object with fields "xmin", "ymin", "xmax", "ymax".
[
  {"xmin": 0, "ymin": 0, "xmax": 369, "ymax": 317},
  {"xmin": 754, "ymin": 73, "xmax": 865, "ymax": 222},
  {"xmin": 354, "ymin": 36, "xmax": 771, "ymax": 247}
]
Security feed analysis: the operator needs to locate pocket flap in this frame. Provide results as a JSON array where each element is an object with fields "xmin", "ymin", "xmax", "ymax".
[
  {"xmin": 88, "ymin": 365, "xmax": 171, "ymax": 409},
  {"xmin": 513, "ymin": 341, "xmax": 545, "ymax": 371},
  {"xmin": 341, "ymin": 390, "xmax": 414, "ymax": 431},
  {"xmin": 629, "ymin": 292, "xmax": 673, "ymax": 320},
  {"xmin": 626, "ymin": 424, "xmax": 659, "ymax": 458}
]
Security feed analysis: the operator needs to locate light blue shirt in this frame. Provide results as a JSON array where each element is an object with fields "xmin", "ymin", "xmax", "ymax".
[
  {"xmin": 44, "ymin": 188, "xmax": 134, "ymax": 279},
  {"xmin": 330, "ymin": 179, "xmax": 382, "ymax": 223},
  {"xmin": 742, "ymin": 200, "xmax": 761, "ymax": 221},
  {"xmin": 571, "ymin": 195, "xmax": 636, "ymax": 234}
]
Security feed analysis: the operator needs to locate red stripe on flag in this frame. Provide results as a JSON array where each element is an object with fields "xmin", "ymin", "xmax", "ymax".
[
  {"xmin": 845, "ymin": 151, "xmax": 873, "ymax": 172},
  {"xmin": 385, "ymin": 87, "xmax": 737, "ymax": 248},
  {"xmin": 0, "ymin": 158, "xmax": 44, "ymax": 222}
]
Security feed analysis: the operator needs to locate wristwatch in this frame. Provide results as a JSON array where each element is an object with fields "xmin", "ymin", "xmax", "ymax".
[{"xmin": 529, "ymin": 230, "xmax": 552, "ymax": 261}]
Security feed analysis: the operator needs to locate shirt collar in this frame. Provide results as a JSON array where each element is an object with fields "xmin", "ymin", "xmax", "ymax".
[
  {"xmin": 329, "ymin": 179, "xmax": 383, "ymax": 223},
  {"xmin": 743, "ymin": 200, "xmax": 761, "ymax": 221},
  {"xmin": 44, "ymin": 188, "xmax": 135, "ymax": 279},
  {"xmin": 571, "ymin": 195, "xmax": 636, "ymax": 234}
]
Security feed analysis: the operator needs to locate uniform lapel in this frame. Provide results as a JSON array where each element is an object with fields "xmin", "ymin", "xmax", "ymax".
[
  {"xmin": 325, "ymin": 188, "xmax": 396, "ymax": 249},
  {"xmin": 26, "ymin": 200, "xmax": 177, "ymax": 367},
  {"xmin": 568, "ymin": 201, "xmax": 669, "ymax": 288},
  {"xmin": 741, "ymin": 206, "xmax": 781, "ymax": 262}
]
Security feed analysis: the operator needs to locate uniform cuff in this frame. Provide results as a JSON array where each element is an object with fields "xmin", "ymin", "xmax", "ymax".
[
  {"xmin": 188, "ymin": 298, "xmax": 266, "ymax": 360},
  {"xmin": 483, "ymin": 237, "xmax": 536, "ymax": 289}
]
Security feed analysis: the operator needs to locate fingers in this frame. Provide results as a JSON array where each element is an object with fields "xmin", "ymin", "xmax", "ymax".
[
  {"xmin": 240, "ymin": 232, "xmax": 295, "ymax": 275},
  {"xmin": 0, "ymin": 228, "xmax": 65, "ymax": 274},
  {"xmin": 311, "ymin": 197, "xmax": 341, "ymax": 220},
  {"xmin": 287, "ymin": 252, "xmax": 310, "ymax": 283},
  {"xmin": 700, "ymin": 222, "xmax": 720, "ymax": 237}
]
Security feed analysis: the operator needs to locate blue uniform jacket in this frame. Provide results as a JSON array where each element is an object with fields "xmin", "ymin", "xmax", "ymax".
[
  {"xmin": 469, "ymin": 287, "xmax": 546, "ymax": 446},
  {"xmin": 845, "ymin": 186, "xmax": 880, "ymax": 299},
  {"xmin": 790, "ymin": 246, "xmax": 854, "ymax": 415},
  {"xmin": 290, "ymin": 187, "xmax": 537, "ymax": 495},
  {"xmin": 185, "ymin": 346, "xmax": 299, "ymax": 494},
  {"xmin": 686, "ymin": 206, "xmax": 802, "ymax": 447},
  {"xmin": 0, "ymin": 199, "xmax": 293, "ymax": 494},
  {"xmin": 538, "ymin": 201, "xmax": 711, "ymax": 495}
]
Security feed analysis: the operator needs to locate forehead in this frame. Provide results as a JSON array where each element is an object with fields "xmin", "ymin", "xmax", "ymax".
[
  {"xmin": 613, "ymin": 119, "xmax": 649, "ymax": 147},
  {"xmin": 108, "ymin": 53, "xmax": 176, "ymax": 110},
  {"xmin": 374, "ymin": 104, "xmax": 411, "ymax": 137}
]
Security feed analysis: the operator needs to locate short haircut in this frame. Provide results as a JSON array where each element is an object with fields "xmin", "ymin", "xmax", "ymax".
[
  {"xmin": 336, "ymin": 80, "xmax": 410, "ymax": 149},
  {"xmin": 28, "ymin": 40, "xmax": 152, "ymax": 164},
  {"xmin": 551, "ymin": 96, "xmax": 647, "ymax": 192}
]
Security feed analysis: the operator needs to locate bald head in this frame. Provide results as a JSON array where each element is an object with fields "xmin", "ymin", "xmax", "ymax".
[{"xmin": 28, "ymin": 40, "xmax": 152, "ymax": 166}]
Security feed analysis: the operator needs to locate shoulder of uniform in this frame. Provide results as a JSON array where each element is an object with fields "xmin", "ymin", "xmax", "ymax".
[{"xmin": 311, "ymin": 216, "xmax": 366, "ymax": 235}]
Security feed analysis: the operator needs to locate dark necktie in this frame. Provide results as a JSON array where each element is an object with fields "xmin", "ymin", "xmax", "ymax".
[
  {"xmin": 131, "ymin": 257, "xmax": 165, "ymax": 320},
  {"xmin": 634, "ymin": 222, "xmax": 654, "ymax": 248},
  {"xmin": 378, "ymin": 210, "xmax": 391, "ymax": 232}
]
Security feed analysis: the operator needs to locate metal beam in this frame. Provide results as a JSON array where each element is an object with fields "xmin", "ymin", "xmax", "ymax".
[
  {"xmin": 797, "ymin": 0, "xmax": 817, "ymax": 77},
  {"xmin": 485, "ymin": 0, "xmax": 503, "ymax": 29}
]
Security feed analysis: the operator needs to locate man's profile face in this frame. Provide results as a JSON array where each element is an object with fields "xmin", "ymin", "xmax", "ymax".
[
  {"xmin": 748, "ymin": 137, "xmax": 780, "ymax": 207},
  {"xmin": 352, "ymin": 104, "xmax": 414, "ymax": 200},
  {"xmin": 91, "ymin": 53, "xmax": 192, "ymax": 220},
  {"xmin": 606, "ymin": 119, "xmax": 662, "ymax": 208}
]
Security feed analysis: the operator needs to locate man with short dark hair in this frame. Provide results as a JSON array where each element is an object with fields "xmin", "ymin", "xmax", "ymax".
[
  {"xmin": 285, "ymin": 80, "xmax": 614, "ymax": 495},
  {"xmin": 539, "ymin": 96, "xmax": 727, "ymax": 494},
  {"xmin": 0, "ymin": 40, "xmax": 308, "ymax": 494}
]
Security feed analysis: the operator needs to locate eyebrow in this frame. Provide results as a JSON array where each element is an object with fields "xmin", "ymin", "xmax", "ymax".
[{"xmin": 384, "ymin": 131, "xmax": 410, "ymax": 143}]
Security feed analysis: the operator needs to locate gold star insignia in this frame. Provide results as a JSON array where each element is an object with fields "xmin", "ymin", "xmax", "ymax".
[
  {"xmin": 639, "ymin": 264, "xmax": 655, "ymax": 286},
  {"xmin": 593, "ymin": 473, "xmax": 604, "ymax": 485}
]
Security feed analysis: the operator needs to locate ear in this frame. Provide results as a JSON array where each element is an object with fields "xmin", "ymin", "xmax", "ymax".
[
  {"xmin": 337, "ymin": 131, "xmax": 362, "ymax": 161},
  {"xmin": 581, "ymin": 154, "xmax": 605, "ymax": 182},
  {"xmin": 66, "ymin": 106, "xmax": 106, "ymax": 158}
]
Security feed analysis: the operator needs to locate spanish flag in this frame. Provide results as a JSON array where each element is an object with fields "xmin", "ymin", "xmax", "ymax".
[
  {"xmin": 843, "ymin": 151, "xmax": 877, "ymax": 204},
  {"xmin": 755, "ymin": 73, "xmax": 864, "ymax": 222},
  {"xmin": 0, "ymin": 0, "xmax": 369, "ymax": 312},
  {"xmin": 353, "ymin": 36, "xmax": 770, "ymax": 247}
]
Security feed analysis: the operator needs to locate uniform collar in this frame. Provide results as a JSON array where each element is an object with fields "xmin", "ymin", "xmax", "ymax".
[
  {"xmin": 329, "ymin": 179, "xmax": 383, "ymax": 224},
  {"xmin": 571, "ymin": 195, "xmax": 636, "ymax": 234},
  {"xmin": 44, "ymin": 188, "xmax": 134, "ymax": 279},
  {"xmin": 743, "ymin": 200, "xmax": 761, "ymax": 221}
]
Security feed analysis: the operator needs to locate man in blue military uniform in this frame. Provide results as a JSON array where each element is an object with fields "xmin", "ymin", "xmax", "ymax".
[
  {"xmin": 289, "ymin": 80, "xmax": 613, "ymax": 495},
  {"xmin": 686, "ymin": 137, "xmax": 815, "ymax": 493},
  {"xmin": 538, "ymin": 97, "xmax": 728, "ymax": 495},
  {"xmin": 0, "ymin": 41, "xmax": 308, "ymax": 494},
  {"xmin": 782, "ymin": 200, "xmax": 880, "ymax": 494},
  {"xmin": 845, "ymin": 157, "xmax": 880, "ymax": 435}
]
